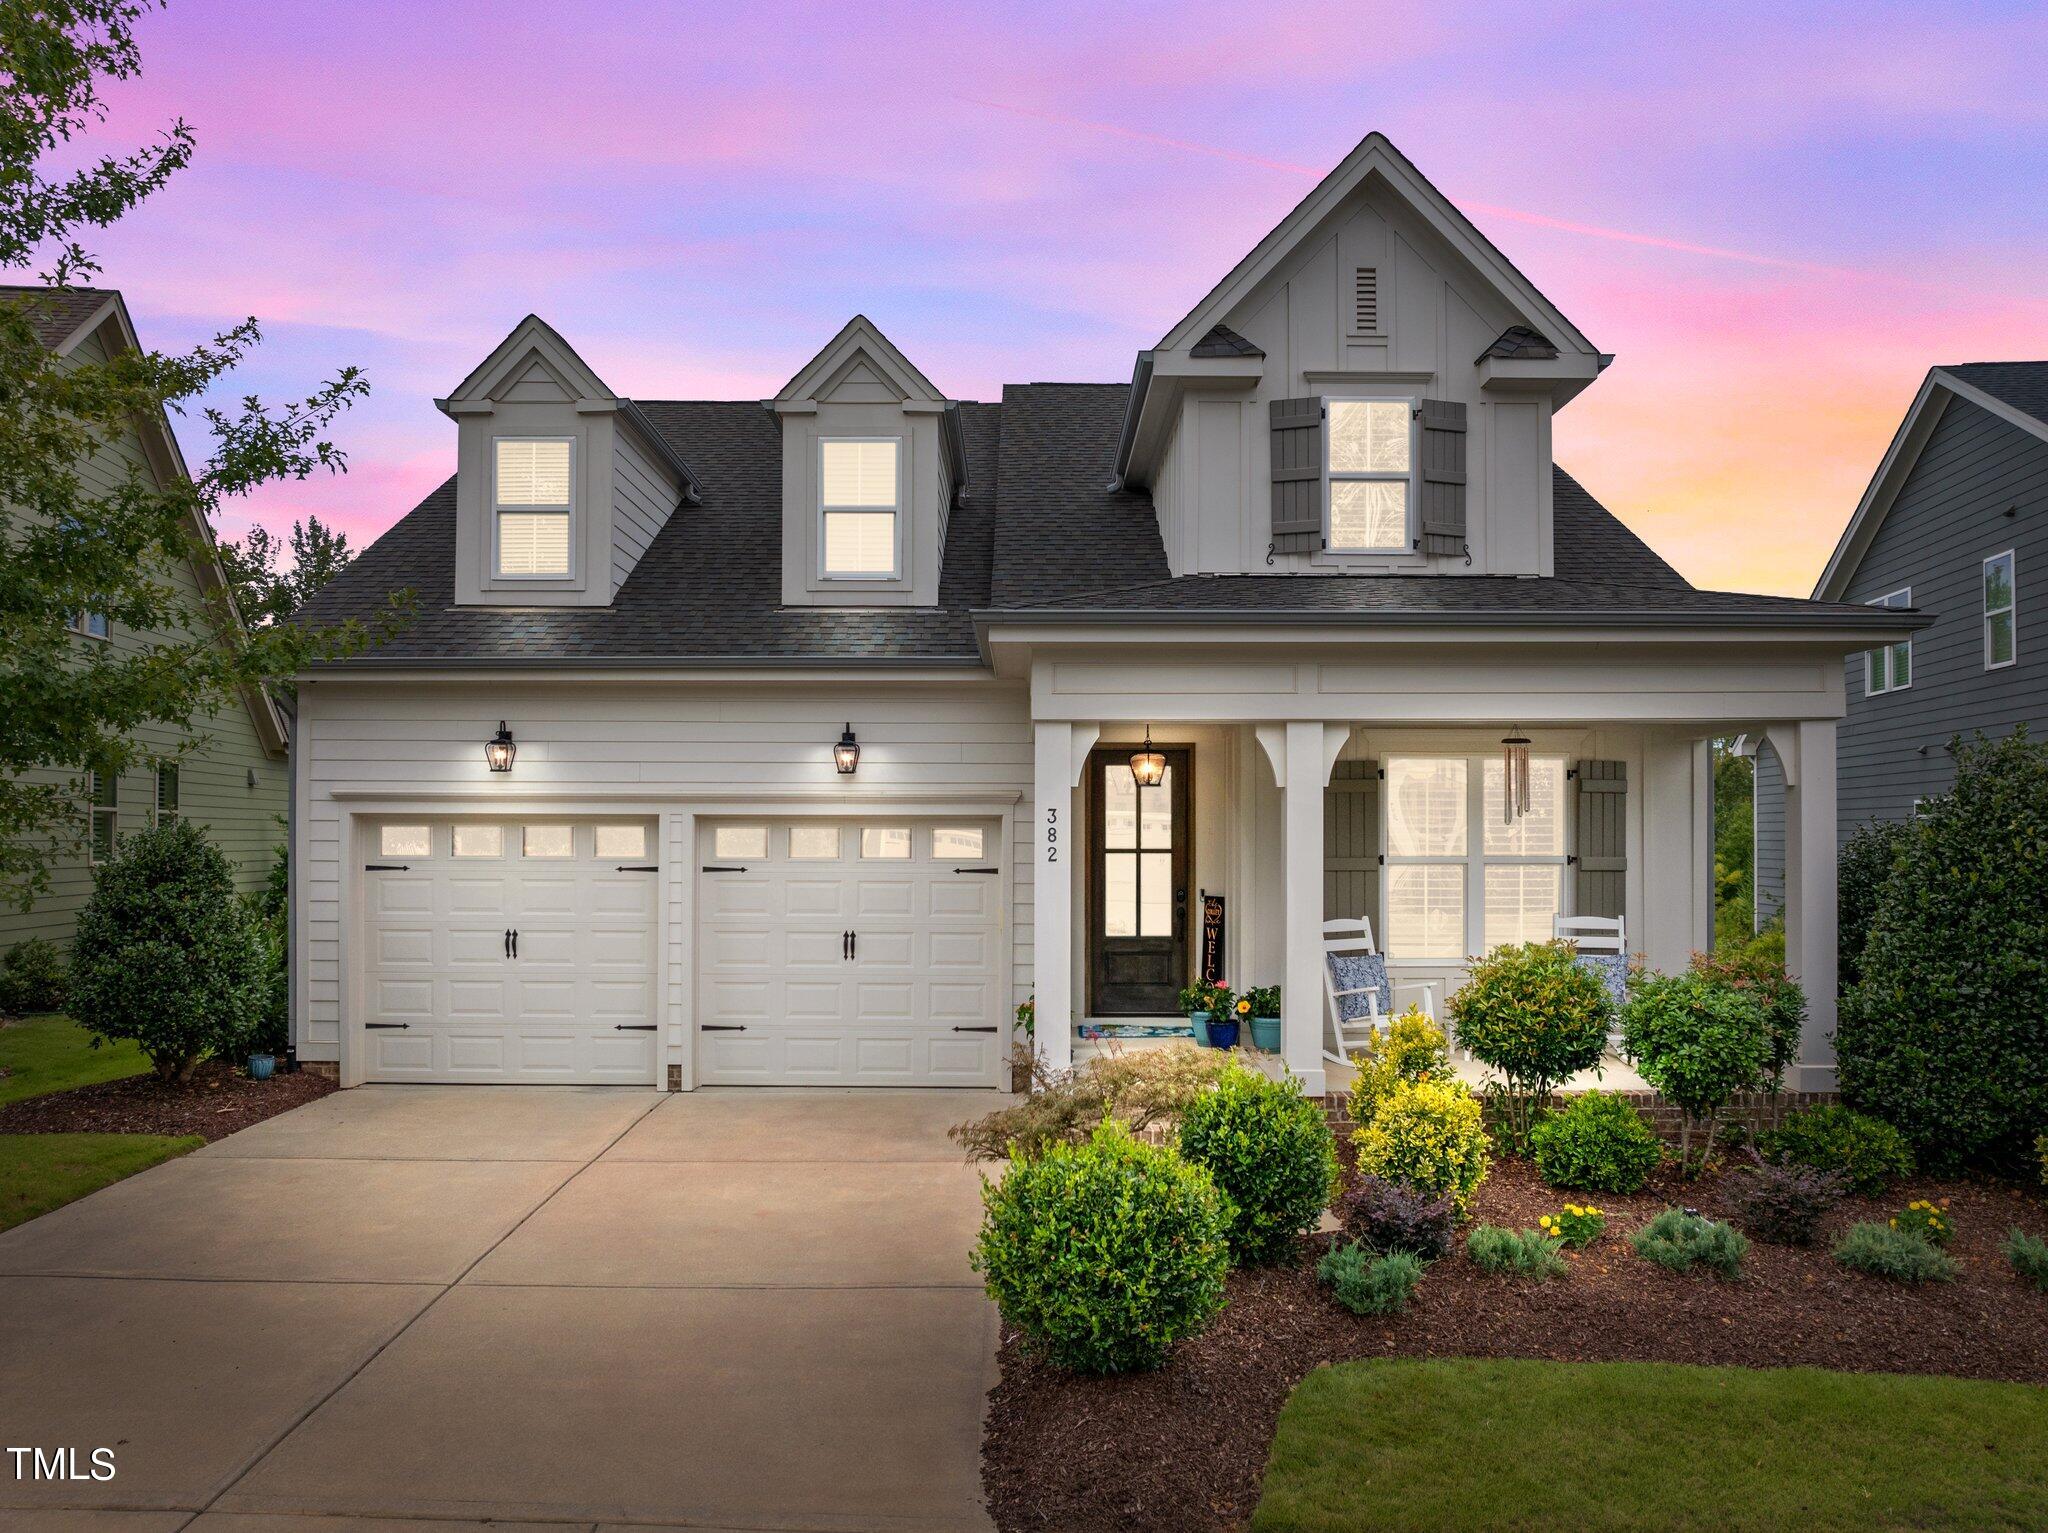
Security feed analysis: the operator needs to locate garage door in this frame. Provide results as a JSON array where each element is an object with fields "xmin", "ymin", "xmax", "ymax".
[
  {"xmin": 697, "ymin": 818, "xmax": 1005, "ymax": 1086},
  {"xmin": 361, "ymin": 819, "xmax": 658, "ymax": 1083}
]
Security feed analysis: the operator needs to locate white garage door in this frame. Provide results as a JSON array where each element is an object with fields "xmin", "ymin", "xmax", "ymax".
[
  {"xmin": 361, "ymin": 819, "xmax": 659, "ymax": 1084},
  {"xmin": 697, "ymin": 818, "xmax": 1006, "ymax": 1086}
]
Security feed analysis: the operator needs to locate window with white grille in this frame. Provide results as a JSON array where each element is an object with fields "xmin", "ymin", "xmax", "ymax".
[
  {"xmin": 493, "ymin": 438, "xmax": 573, "ymax": 577},
  {"xmin": 153, "ymin": 764, "xmax": 179, "ymax": 826},
  {"xmin": 1326, "ymin": 399, "xmax": 1413, "ymax": 553},
  {"xmin": 1384, "ymin": 755, "xmax": 1568, "ymax": 960},
  {"xmin": 1865, "ymin": 589, "xmax": 1912, "ymax": 695},
  {"xmin": 820, "ymin": 438, "xmax": 900, "ymax": 578},
  {"xmin": 85, "ymin": 768, "xmax": 117, "ymax": 864},
  {"xmin": 1984, "ymin": 552, "xmax": 2016, "ymax": 669}
]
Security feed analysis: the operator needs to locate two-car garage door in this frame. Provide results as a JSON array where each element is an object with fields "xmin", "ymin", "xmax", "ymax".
[{"xmin": 359, "ymin": 816, "xmax": 1005, "ymax": 1087}]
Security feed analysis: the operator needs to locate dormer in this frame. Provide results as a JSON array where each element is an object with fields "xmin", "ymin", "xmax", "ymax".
[
  {"xmin": 768, "ymin": 316, "xmax": 964, "ymax": 608},
  {"xmin": 437, "ymin": 315, "xmax": 699, "ymax": 607},
  {"xmin": 1113, "ymin": 133, "xmax": 1607, "ymax": 579}
]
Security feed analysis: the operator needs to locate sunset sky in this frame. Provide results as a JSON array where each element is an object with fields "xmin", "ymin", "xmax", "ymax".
[{"xmin": 72, "ymin": 0, "xmax": 2048, "ymax": 595}]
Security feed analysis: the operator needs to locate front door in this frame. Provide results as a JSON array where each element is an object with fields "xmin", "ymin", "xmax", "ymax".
[{"xmin": 1087, "ymin": 746, "xmax": 1192, "ymax": 1015}]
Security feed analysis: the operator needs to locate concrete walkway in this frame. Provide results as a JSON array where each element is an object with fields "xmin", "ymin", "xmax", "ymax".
[{"xmin": 0, "ymin": 1086, "xmax": 1004, "ymax": 1532}]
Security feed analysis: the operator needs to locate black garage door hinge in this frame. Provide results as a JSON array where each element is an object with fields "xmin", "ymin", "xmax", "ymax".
[
  {"xmin": 700, "ymin": 1023, "xmax": 747, "ymax": 1032},
  {"xmin": 613, "ymin": 1024, "xmax": 657, "ymax": 1031},
  {"xmin": 700, "ymin": 864, "xmax": 749, "ymax": 873},
  {"xmin": 952, "ymin": 866, "xmax": 1000, "ymax": 874},
  {"xmin": 616, "ymin": 864, "xmax": 659, "ymax": 872},
  {"xmin": 364, "ymin": 1022, "xmax": 410, "ymax": 1030},
  {"xmin": 953, "ymin": 1025, "xmax": 999, "ymax": 1033}
]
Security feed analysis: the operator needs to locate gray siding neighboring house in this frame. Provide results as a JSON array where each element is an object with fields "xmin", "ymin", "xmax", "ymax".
[
  {"xmin": 1756, "ymin": 363, "xmax": 2048, "ymax": 922},
  {"xmin": 1751, "ymin": 736, "xmax": 1785, "ymax": 929}
]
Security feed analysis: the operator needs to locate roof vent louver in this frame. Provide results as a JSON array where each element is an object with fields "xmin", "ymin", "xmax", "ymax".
[{"xmin": 1353, "ymin": 266, "xmax": 1379, "ymax": 335}]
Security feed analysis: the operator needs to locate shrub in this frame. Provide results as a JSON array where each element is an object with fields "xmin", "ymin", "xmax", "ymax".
[
  {"xmin": 1839, "ymin": 731, "xmax": 2048, "ymax": 1172},
  {"xmin": 970, "ymin": 1120, "xmax": 1231, "ymax": 1373},
  {"xmin": 1530, "ymin": 1091, "xmax": 1662, "ymax": 1193},
  {"xmin": 1756, "ymin": 1104, "xmax": 1914, "ymax": 1196},
  {"xmin": 1538, "ymin": 1203, "xmax": 1606, "ymax": 1247},
  {"xmin": 1688, "ymin": 948, "xmax": 1805, "ymax": 1098},
  {"xmin": 1339, "ymin": 1175, "xmax": 1457, "ymax": 1260},
  {"xmin": 1347, "ymin": 1007, "xmax": 1451, "ymax": 1123},
  {"xmin": 69, "ymin": 820, "xmax": 269, "ymax": 1081},
  {"xmin": 1177, "ymin": 1064, "xmax": 1339, "ymax": 1265},
  {"xmin": 2004, "ymin": 1229, "xmax": 2048, "ymax": 1293},
  {"xmin": 1890, "ymin": 1197, "xmax": 1954, "ymax": 1248},
  {"xmin": 1838, "ymin": 818, "xmax": 1911, "ymax": 991},
  {"xmin": 1833, "ymin": 1220, "xmax": 1959, "ymax": 1284},
  {"xmin": 1352, "ymin": 1078, "xmax": 1491, "ymax": 1215},
  {"xmin": 1465, "ymin": 1224, "xmax": 1567, "ymax": 1278},
  {"xmin": 1176, "ymin": 979, "xmax": 1234, "ymax": 1017},
  {"xmin": 1728, "ymin": 1153, "xmax": 1846, "ymax": 1246},
  {"xmin": 1631, "ymin": 1209, "xmax": 1748, "ymax": 1279},
  {"xmin": 245, "ymin": 842, "xmax": 291, "ymax": 1058},
  {"xmin": 1621, "ymin": 970, "xmax": 1770, "ymax": 1176},
  {"xmin": 1450, "ymin": 941, "xmax": 1613, "ymax": 1152},
  {"xmin": 0, "ymin": 937, "xmax": 69, "ymax": 1017},
  {"xmin": 951, "ymin": 1042, "xmax": 1230, "ymax": 1160},
  {"xmin": 1317, "ymin": 1243, "xmax": 1424, "ymax": 1316}
]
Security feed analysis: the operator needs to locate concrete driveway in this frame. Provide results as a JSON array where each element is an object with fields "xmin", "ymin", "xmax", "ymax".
[{"xmin": 0, "ymin": 1085, "xmax": 1003, "ymax": 1532}]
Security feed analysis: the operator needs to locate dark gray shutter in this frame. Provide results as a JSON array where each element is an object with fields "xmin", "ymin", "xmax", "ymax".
[
  {"xmin": 1325, "ymin": 759, "xmax": 1380, "ymax": 936},
  {"xmin": 1270, "ymin": 397, "xmax": 1323, "ymax": 554},
  {"xmin": 1418, "ymin": 398, "xmax": 1468, "ymax": 557},
  {"xmin": 1574, "ymin": 760, "xmax": 1626, "ymax": 919}
]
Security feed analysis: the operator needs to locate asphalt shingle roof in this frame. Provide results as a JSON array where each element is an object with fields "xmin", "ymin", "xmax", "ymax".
[
  {"xmin": 1479, "ymin": 324, "xmax": 1559, "ymax": 361},
  {"xmin": 0, "ymin": 284, "xmax": 113, "ymax": 349},
  {"xmin": 1190, "ymin": 324, "xmax": 1265, "ymax": 359},
  {"xmin": 1944, "ymin": 362, "xmax": 2048, "ymax": 429}
]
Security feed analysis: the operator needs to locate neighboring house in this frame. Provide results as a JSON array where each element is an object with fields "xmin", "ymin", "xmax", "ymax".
[
  {"xmin": 292, "ymin": 133, "xmax": 1920, "ymax": 1096},
  {"xmin": 1752, "ymin": 362, "xmax": 2046, "ymax": 926},
  {"xmin": 0, "ymin": 286, "xmax": 290, "ymax": 949}
]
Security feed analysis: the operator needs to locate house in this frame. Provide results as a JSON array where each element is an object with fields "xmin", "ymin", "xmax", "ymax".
[
  {"xmin": 0, "ymin": 286, "xmax": 289, "ymax": 951},
  {"xmin": 289, "ymin": 133, "xmax": 1922, "ymax": 1097},
  {"xmin": 1750, "ymin": 363, "xmax": 2045, "ymax": 927}
]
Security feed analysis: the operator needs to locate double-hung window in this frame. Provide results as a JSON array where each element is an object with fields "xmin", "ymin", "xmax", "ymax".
[
  {"xmin": 819, "ymin": 438, "xmax": 900, "ymax": 578},
  {"xmin": 84, "ymin": 769, "xmax": 117, "ymax": 864},
  {"xmin": 1326, "ymin": 399, "xmax": 1414, "ymax": 553},
  {"xmin": 1984, "ymin": 552, "xmax": 2016, "ymax": 669},
  {"xmin": 493, "ymin": 438, "xmax": 574, "ymax": 577},
  {"xmin": 1865, "ymin": 589, "xmax": 1912, "ymax": 695},
  {"xmin": 68, "ymin": 610, "xmax": 109, "ymax": 639},
  {"xmin": 1383, "ymin": 755, "xmax": 1568, "ymax": 961}
]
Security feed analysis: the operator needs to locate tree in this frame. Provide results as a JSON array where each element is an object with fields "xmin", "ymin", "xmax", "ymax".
[
  {"xmin": 1711, "ymin": 739, "xmax": 1755, "ymax": 950},
  {"xmin": 218, "ymin": 514, "xmax": 353, "ymax": 627},
  {"xmin": 0, "ymin": 0, "xmax": 403, "ymax": 908}
]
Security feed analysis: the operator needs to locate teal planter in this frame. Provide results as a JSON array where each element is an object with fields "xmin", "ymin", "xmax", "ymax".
[
  {"xmin": 248, "ymin": 1053, "xmax": 276, "ymax": 1081},
  {"xmin": 1249, "ymin": 1016, "xmax": 1281, "ymax": 1052},
  {"xmin": 1187, "ymin": 1012, "xmax": 1212, "ymax": 1046}
]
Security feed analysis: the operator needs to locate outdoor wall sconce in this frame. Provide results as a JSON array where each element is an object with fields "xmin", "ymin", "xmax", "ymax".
[
  {"xmin": 1130, "ymin": 725, "xmax": 1167, "ymax": 788},
  {"xmin": 833, "ymin": 724, "xmax": 860, "ymax": 775},
  {"xmin": 485, "ymin": 721, "xmax": 517, "ymax": 773}
]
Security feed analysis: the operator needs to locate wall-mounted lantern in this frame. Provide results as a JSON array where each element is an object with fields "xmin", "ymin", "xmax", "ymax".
[
  {"xmin": 833, "ymin": 723, "xmax": 860, "ymax": 775},
  {"xmin": 1130, "ymin": 725, "xmax": 1167, "ymax": 788},
  {"xmin": 485, "ymin": 721, "xmax": 517, "ymax": 773}
]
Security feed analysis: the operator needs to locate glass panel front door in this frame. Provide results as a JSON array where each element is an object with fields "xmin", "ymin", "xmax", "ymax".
[{"xmin": 1088, "ymin": 747, "xmax": 1192, "ymax": 1015}]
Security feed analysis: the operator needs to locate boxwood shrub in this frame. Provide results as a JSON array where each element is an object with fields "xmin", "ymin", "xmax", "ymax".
[
  {"xmin": 1352, "ymin": 1078, "xmax": 1491, "ymax": 1215},
  {"xmin": 1177, "ymin": 1064, "xmax": 1339, "ymax": 1265},
  {"xmin": 1756, "ymin": 1104, "xmax": 1913, "ymax": 1197},
  {"xmin": 1530, "ymin": 1091, "xmax": 1662, "ymax": 1193},
  {"xmin": 970, "ymin": 1120, "xmax": 1230, "ymax": 1374}
]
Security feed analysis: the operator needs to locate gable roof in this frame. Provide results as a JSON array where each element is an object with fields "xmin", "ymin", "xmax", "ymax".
[
  {"xmin": 772, "ymin": 314, "xmax": 949, "ymax": 405},
  {"xmin": 1189, "ymin": 324, "xmax": 1264, "ymax": 359},
  {"xmin": 1814, "ymin": 362, "xmax": 2048, "ymax": 601}
]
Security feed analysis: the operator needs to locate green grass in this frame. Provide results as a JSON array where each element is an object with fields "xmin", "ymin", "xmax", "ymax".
[
  {"xmin": 1253, "ymin": 1358, "xmax": 2048, "ymax": 1532},
  {"xmin": 0, "ymin": 1013, "xmax": 151, "ymax": 1106},
  {"xmin": 0, "ymin": 1133, "xmax": 201, "ymax": 1231}
]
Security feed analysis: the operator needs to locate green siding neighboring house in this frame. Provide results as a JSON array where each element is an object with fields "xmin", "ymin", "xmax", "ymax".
[{"xmin": 1, "ymin": 287, "xmax": 289, "ymax": 951}]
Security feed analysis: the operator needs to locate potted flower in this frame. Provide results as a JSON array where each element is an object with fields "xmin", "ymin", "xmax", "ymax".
[
  {"xmin": 1205, "ymin": 982, "xmax": 1243, "ymax": 1050},
  {"xmin": 1177, "ymin": 980, "xmax": 1233, "ymax": 1047},
  {"xmin": 1244, "ymin": 985, "xmax": 1282, "ymax": 1052}
]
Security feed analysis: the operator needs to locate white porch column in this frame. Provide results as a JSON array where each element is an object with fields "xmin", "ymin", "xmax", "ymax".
[
  {"xmin": 1781, "ymin": 717, "xmax": 1839, "ymax": 1090},
  {"xmin": 1281, "ymin": 721, "xmax": 1329, "ymax": 1097},
  {"xmin": 1033, "ymin": 721, "xmax": 1077, "ymax": 1075}
]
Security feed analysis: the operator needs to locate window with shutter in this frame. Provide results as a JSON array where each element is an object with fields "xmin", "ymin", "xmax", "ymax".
[
  {"xmin": 1417, "ymin": 399, "xmax": 1468, "ymax": 558},
  {"xmin": 85, "ymin": 768, "xmax": 117, "ymax": 864},
  {"xmin": 1326, "ymin": 399, "xmax": 1412, "ymax": 553},
  {"xmin": 1381, "ymin": 755, "xmax": 1568, "ymax": 958},
  {"xmin": 1269, "ymin": 398, "xmax": 1324, "ymax": 554},
  {"xmin": 154, "ymin": 764, "xmax": 179, "ymax": 826},
  {"xmin": 1572, "ymin": 761, "xmax": 1627, "ymax": 920}
]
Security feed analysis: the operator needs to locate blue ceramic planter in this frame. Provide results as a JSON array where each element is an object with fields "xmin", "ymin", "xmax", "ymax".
[
  {"xmin": 1249, "ymin": 1016, "xmax": 1282, "ymax": 1052},
  {"xmin": 248, "ymin": 1053, "xmax": 275, "ymax": 1081},
  {"xmin": 1187, "ymin": 1012, "xmax": 1212, "ymax": 1047},
  {"xmin": 1206, "ymin": 1018, "xmax": 1241, "ymax": 1049}
]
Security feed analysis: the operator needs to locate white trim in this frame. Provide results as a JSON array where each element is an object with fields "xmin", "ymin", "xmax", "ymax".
[
  {"xmin": 1983, "ymin": 549, "xmax": 2017, "ymax": 670},
  {"xmin": 1864, "ymin": 588, "xmax": 1913, "ymax": 696},
  {"xmin": 816, "ymin": 435, "xmax": 904, "ymax": 581},
  {"xmin": 152, "ymin": 763, "xmax": 179, "ymax": 826},
  {"xmin": 84, "ymin": 768, "xmax": 118, "ymax": 865},
  {"xmin": 490, "ymin": 435, "xmax": 577, "ymax": 580}
]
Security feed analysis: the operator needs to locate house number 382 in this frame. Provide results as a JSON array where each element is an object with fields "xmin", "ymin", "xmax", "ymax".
[{"xmin": 1045, "ymin": 806, "xmax": 1059, "ymax": 863}]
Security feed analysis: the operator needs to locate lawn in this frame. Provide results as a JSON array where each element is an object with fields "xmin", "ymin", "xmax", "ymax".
[
  {"xmin": 0, "ymin": 1013, "xmax": 151, "ymax": 1105},
  {"xmin": 0, "ymin": 1133, "xmax": 202, "ymax": 1231},
  {"xmin": 1253, "ymin": 1358, "xmax": 2048, "ymax": 1532}
]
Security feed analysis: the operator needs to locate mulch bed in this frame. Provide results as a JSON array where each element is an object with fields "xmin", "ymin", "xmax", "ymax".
[
  {"xmin": 981, "ymin": 1154, "xmax": 2048, "ymax": 1533},
  {"xmin": 0, "ymin": 1061, "xmax": 335, "ymax": 1142}
]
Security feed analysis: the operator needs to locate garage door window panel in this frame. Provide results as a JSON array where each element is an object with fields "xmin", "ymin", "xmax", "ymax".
[
  {"xmin": 381, "ymin": 824, "xmax": 433, "ymax": 858},
  {"xmin": 453, "ymin": 825, "xmax": 503, "ymax": 858},
  {"xmin": 523, "ymin": 824, "xmax": 574, "ymax": 858},
  {"xmin": 594, "ymin": 824, "xmax": 646, "ymax": 860},
  {"xmin": 714, "ymin": 826, "xmax": 767, "ymax": 860},
  {"xmin": 861, "ymin": 826, "xmax": 911, "ymax": 859},
  {"xmin": 789, "ymin": 825, "xmax": 841, "ymax": 860}
]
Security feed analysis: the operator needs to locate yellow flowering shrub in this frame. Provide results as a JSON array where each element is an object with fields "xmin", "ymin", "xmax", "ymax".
[
  {"xmin": 1889, "ymin": 1197, "xmax": 1953, "ymax": 1248},
  {"xmin": 1538, "ymin": 1202, "xmax": 1606, "ymax": 1247},
  {"xmin": 1352, "ymin": 1077, "xmax": 1491, "ymax": 1215}
]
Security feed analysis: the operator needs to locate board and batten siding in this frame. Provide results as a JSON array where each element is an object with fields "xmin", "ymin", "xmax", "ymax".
[
  {"xmin": 291, "ymin": 680, "xmax": 1034, "ymax": 1074},
  {"xmin": 1834, "ymin": 394, "xmax": 2048, "ymax": 843},
  {"xmin": 0, "ymin": 325, "xmax": 285, "ymax": 951}
]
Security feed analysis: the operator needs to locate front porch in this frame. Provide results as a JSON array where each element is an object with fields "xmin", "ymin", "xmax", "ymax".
[{"xmin": 1029, "ymin": 703, "xmax": 1840, "ymax": 1101}]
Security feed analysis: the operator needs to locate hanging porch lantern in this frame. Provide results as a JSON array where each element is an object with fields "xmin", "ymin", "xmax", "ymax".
[
  {"xmin": 485, "ymin": 721, "xmax": 516, "ymax": 773},
  {"xmin": 833, "ymin": 724, "xmax": 861, "ymax": 775},
  {"xmin": 1500, "ymin": 728, "xmax": 1531, "ymax": 823},
  {"xmin": 1130, "ymin": 725, "xmax": 1167, "ymax": 788}
]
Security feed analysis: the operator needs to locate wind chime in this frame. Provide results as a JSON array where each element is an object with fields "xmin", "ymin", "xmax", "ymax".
[{"xmin": 1500, "ymin": 728, "xmax": 1532, "ymax": 823}]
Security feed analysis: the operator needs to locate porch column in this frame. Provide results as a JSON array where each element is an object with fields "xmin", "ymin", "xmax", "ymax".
[
  {"xmin": 1781, "ymin": 717, "xmax": 1839, "ymax": 1090},
  {"xmin": 1281, "ymin": 721, "xmax": 1328, "ymax": 1097},
  {"xmin": 1032, "ymin": 721, "xmax": 1076, "ymax": 1075}
]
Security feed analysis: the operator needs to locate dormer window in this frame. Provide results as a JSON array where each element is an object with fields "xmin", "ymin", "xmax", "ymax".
[
  {"xmin": 1326, "ymin": 398, "xmax": 1413, "ymax": 553},
  {"xmin": 493, "ymin": 437, "xmax": 574, "ymax": 577},
  {"xmin": 819, "ymin": 437, "xmax": 901, "ymax": 579}
]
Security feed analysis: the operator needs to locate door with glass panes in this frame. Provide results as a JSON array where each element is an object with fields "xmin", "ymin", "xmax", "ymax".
[{"xmin": 1087, "ymin": 747, "xmax": 1192, "ymax": 1014}]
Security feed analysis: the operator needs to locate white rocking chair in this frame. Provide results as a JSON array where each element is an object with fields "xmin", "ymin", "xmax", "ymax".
[
  {"xmin": 1321, "ymin": 917, "xmax": 1439, "ymax": 1067},
  {"xmin": 1554, "ymin": 914, "xmax": 1628, "ymax": 1050}
]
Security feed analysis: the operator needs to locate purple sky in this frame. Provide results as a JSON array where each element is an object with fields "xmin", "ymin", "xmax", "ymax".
[{"xmin": 75, "ymin": 0, "xmax": 2048, "ymax": 594}]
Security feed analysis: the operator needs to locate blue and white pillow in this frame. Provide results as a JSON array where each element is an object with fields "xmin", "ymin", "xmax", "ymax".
[
  {"xmin": 1327, "ymin": 952, "xmax": 1392, "ymax": 1023},
  {"xmin": 1576, "ymin": 952, "xmax": 1630, "ymax": 1012}
]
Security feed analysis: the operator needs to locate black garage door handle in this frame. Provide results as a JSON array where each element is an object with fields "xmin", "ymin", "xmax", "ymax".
[
  {"xmin": 953, "ymin": 1025, "xmax": 999, "ymax": 1033},
  {"xmin": 700, "ymin": 1024, "xmax": 746, "ymax": 1032},
  {"xmin": 614, "ymin": 1024, "xmax": 657, "ymax": 1031},
  {"xmin": 365, "ymin": 1022, "xmax": 410, "ymax": 1030}
]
